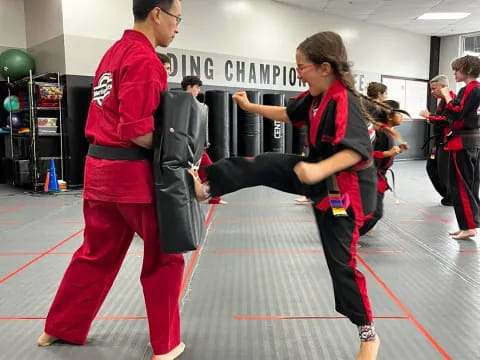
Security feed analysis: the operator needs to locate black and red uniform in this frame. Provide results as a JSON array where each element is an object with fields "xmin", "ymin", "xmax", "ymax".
[
  {"xmin": 205, "ymin": 80, "xmax": 377, "ymax": 326},
  {"xmin": 359, "ymin": 127, "xmax": 395, "ymax": 235},
  {"xmin": 426, "ymin": 91, "xmax": 455, "ymax": 203},
  {"xmin": 443, "ymin": 81, "xmax": 480, "ymax": 230},
  {"xmin": 42, "ymin": 30, "xmax": 184, "ymax": 355}
]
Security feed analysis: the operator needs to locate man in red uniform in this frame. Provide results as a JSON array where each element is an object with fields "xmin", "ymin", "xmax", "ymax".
[{"xmin": 37, "ymin": 1, "xmax": 186, "ymax": 359}]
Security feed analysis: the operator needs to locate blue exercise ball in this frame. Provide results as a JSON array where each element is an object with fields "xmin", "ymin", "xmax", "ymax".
[
  {"xmin": 0, "ymin": 49, "xmax": 35, "ymax": 81},
  {"xmin": 3, "ymin": 95, "xmax": 20, "ymax": 112},
  {"xmin": 7, "ymin": 113, "xmax": 25, "ymax": 129}
]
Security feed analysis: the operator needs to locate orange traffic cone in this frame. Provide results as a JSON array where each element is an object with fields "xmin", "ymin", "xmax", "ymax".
[{"xmin": 43, "ymin": 171, "xmax": 50, "ymax": 192}]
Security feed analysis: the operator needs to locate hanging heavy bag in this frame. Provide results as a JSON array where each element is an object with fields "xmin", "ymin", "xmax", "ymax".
[
  {"xmin": 238, "ymin": 90, "xmax": 261, "ymax": 156},
  {"xmin": 205, "ymin": 90, "xmax": 230, "ymax": 161},
  {"xmin": 263, "ymin": 93, "xmax": 285, "ymax": 153},
  {"xmin": 153, "ymin": 91, "xmax": 207, "ymax": 253}
]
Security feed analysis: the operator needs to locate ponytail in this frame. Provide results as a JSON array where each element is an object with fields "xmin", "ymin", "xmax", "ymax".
[{"xmin": 336, "ymin": 69, "xmax": 406, "ymax": 143}]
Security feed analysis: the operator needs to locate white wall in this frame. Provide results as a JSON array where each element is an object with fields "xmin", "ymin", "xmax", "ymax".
[
  {"xmin": 60, "ymin": 0, "xmax": 431, "ymax": 80},
  {"xmin": 24, "ymin": 0, "xmax": 63, "ymax": 48},
  {"xmin": 0, "ymin": 0, "xmax": 27, "ymax": 49},
  {"xmin": 61, "ymin": 0, "xmax": 130, "ymax": 41},
  {"xmin": 439, "ymin": 35, "xmax": 461, "ymax": 90}
]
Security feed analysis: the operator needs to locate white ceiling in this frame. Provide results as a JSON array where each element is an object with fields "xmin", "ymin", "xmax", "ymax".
[{"xmin": 273, "ymin": 0, "xmax": 480, "ymax": 36}]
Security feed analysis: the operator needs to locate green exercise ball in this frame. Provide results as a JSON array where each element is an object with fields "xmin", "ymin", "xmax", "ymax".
[
  {"xmin": 0, "ymin": 49, "xmax": 35, "ymax": 81},
  {"xmin": 3, "ymin": 95, "xmax": 20, "ymax": 112}
]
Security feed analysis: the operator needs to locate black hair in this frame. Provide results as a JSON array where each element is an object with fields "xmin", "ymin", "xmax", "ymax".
[
  {"xmin": 156, "ymin": 52, "xmax": 170, "ymax": 65},
  {"xmin": 133, "ymin": 0, "xmax": 175, "ymax": 22},
  {"xmin": 373, "ymin": 100, "xmax": 410, "ymax": 124},
  {"xmin": 181, "ymin": 76, "xmax": 203, "ymax": 90}
]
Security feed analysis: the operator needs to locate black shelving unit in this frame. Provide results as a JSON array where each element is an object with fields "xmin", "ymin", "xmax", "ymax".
[{"xmin": 4, "ymin": 72, "xmax": 64, "ymax": 190}]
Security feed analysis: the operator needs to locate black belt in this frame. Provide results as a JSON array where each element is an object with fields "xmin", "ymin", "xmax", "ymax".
[{"xmin": 87, "ymin": 144, "xmax": 152, "ymax": 160}]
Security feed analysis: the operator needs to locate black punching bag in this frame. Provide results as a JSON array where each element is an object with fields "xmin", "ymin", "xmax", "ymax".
[
  {"xmin": 229, "ymin": 93, "xmax": 238, "ymax": 157},
  {"xmin": 284, "ymin": 96, "xmax": 293, "ymax": 153},
  {"xmin": 205, "ymin": 90, "xmax": 230, "ymax": 161},
  {"xmin": 293, "ymin": 125, "xmax": 308, "ymax": 155},
  {"xmin": 263, "ymin": 93, "xmax": 285, "ymax": 153},
  {"xmin": 237, "ymin": 90, "xmax": 261, "ymax": 156}
]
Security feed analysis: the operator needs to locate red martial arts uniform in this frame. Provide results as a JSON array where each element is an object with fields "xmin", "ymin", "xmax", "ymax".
[
  {"xmin": 425, "ymin": 91, "xmax": 455, "ymax": 203},
  {"xmin": 443, "ymin": 81, "xmax": 480, "ymax": 230},
  {"xmin": 359, "ymin": 129, "xmax": 394, "ymax": 235},
  {"xmin": 43, "ymin": 30, "xmax": 184, "ymax": 355}
]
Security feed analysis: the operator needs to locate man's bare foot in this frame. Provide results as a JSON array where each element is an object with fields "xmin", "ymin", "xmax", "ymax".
[
  {"xmin": 449, "ymin": 230, "xmax": 461, "ymax": 235},
  {"xmin": 356, "ymin": 336, "xmax": 380, "ymax": 360},
  {"xmin": 37, "ymin": 332, "xmax": 59, "ymax": 347},
  {"xmin": 152, "ymin": 342, "xmax": 185, "ymax": 360},
  {"xmin": 452, "ymin": 229, "xmax": 476, "ymax": 240}
]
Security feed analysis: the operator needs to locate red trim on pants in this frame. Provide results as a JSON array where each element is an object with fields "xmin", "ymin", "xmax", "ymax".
[
  {"xmin": 337, "ymin": 172, "xmax": 373, "ymax": 323},
  {"xmin": 452, "ymin": 152, "xmax": 476, "ymax": 229},
  {"xmin": 44, "ymin": 200, "xmax": 184, "ymax": 355}
]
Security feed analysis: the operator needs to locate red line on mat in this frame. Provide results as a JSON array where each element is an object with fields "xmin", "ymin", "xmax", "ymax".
[
  {"xmin": 357, "ymin": 255, "xmax": 452, "ymax": 359},
  {"xmin": 357, "ymin": 250, "xmax": 403, "ymax": 254},
  {"xmin": 399, "ymin": 220, "xmax": 443, "ymax": 223},
  {"xmin": 234, "ymin": 315, "xmax": 408, "ymax": 320},
  {"xmin": 179, "ymin": 204, "xmax": 217, "ymax": 299},
  {"xmin": 0, "ymin": 204, "xmax": 27, "ymax": 216},
  {"xmin": 0, "ymin": 228, "xmax": 84, "ymax": 284},
  {"xmin": 0, "ymin": 251, "xmax": 144, "ymax": 256},
  {"xmin": 414, "ymin": 208, "xmax": 452, "ymax": 224},
  {"xmin": 213, "ymin": 219, "xmax": 314, "ymax": 224},
  {"xmin": 215, "ymin": 249, "xmax": 324, "ymax": 255},
  {"xmin": 387, "ymin": 195, "xmax": 452, "ymax": 224},
  {"xmin": 0, "ymin": 316, "xmax": 147, "ymax": 321},
  {"xmin": 459, "ymin": 250, "xmax": 479, "ymax": 253},
  {"xmin": 214, "ymin": 249, "xmax": 403, "ymax": 255}
]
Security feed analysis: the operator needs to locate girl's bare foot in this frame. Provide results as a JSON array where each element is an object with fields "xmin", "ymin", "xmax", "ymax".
[
  {"xmin": 295, "ymin": 196, "xmax": 310, "ymax": 204},
  {"xmin": 452, "ymin": 229, "xmax": 476, "ymax": 240},
  {"xmin": 37, "ymin": 332, "xmax": 59, "ymax": 347},
  {"xmin": 449, "ymin": 230, "xmax": 461, "ymax": 236},
  {"xmin": 152, "ymin": 342, "xmax": 185, "ymax": 360},
  {"xmin": 187, "ymin": 170, "xmax": 210, "ymax": 202},
  {"xmin": 357, "ymin": 336, "xmax": 380, "ymax": 360}
]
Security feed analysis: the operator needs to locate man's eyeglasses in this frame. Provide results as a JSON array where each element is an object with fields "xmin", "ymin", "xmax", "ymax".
[{"xmin": 160, "ymin": 8, "xmax": 182, "ymax": 25}]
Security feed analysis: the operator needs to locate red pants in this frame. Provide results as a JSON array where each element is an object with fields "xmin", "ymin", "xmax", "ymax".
[
  {"xmin": 199, "ymin": 150, "xmax": 222, "ymax": 203},
  {"xmin": 44, "ymin": 200, "xmax": 185, "ymax": 355}
]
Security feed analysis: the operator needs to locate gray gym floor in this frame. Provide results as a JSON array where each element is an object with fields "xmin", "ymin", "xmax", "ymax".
[{"xmin": 0, "ymin": 160, "xmax": 478, "ymax": 359}]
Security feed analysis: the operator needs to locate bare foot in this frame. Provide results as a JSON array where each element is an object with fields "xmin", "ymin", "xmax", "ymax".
[
  {"xmin": 449, "ymin": 230, "xmax": 461, "ymax": 236},
  {"xmin": 187, "ymin": 170, "xmax": 209, "ymax": 202},
  {"xmin": 452, "ymin": 229, "xmax": 476, "ymax": 240},
  {"xmin": 356, "ymin": 337, "xmax": 380, "ymax": 360},
  {"xmin": 152, "ymin": 342, "xmax": 185, "ymax": 360},
  {"xmin": 37, "ymin": 332, "xmax": 59, "ymax": 347},
  {"xmin": 295, "ymin": 196, "xmax": 310, "ymax": 204},
  {"xmin": 364, "ymin": 226, "xmax": 376, "ymax": 236}
]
